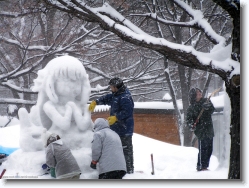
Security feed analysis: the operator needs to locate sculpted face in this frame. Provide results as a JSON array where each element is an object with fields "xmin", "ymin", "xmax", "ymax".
[{"xmin": 55, "ymin": 77, "xmax": 82, "ymax": 99}]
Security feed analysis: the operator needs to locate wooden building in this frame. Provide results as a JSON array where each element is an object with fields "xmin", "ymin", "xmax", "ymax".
[{"xmin": 91, "ymin": 102, "xmax": 180, "ymax": 146}]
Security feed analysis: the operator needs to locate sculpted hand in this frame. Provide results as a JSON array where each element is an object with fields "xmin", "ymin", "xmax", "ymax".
[
  {"xmin": 65, "ymin": 102, "xmax": 74, "ymax": 111},
  {"xmin": 107, "ymin": 116, "xmax": 117, "ymax": 125},
  {"xmin": 66, "ymin": 101, "xmax": 76, "ymax": 110},
  {"xmin": 88, "ymin": 101, "xmax": 97, "ymax": 112}
]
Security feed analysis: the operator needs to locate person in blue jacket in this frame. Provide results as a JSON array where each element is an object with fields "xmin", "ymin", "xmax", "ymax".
[{"xmin": 89, "ymin": 77, "xmax": 134, "ymax": 174}]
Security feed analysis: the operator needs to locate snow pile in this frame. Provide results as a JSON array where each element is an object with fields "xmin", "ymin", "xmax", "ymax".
[
  {"xmin": 0, "ymin": 116, "xmax": 19, "ymax": 128},
  {"xmin": 93, "ymin": 105, "xmax": 110, "ymax": 112},
  {"xmin": 0, "ymin": 125, "xmax": 228, "ymax": 180},
  {"xmin": 162, "ymin": 92, "xmax": 172, "ymax": 101}
]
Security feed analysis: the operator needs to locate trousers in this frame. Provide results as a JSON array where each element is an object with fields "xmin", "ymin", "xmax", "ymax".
[
  {"xmin": 99, "ymin": 170, "xmax": 126, "ymax": 179},
  {"xmin": 120, "ymin": 136, "xmax": 134, "ymax": 173},
  {"xmin": 197, "ymin": 137, "xmax": 213, "ymax": 170}
]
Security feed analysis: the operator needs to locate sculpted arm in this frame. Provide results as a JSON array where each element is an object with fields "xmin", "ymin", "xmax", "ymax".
[
  {"xmin": 43, "ymin": 101, "xmax": 72, "ymax": 130},
  {"xmin": 67, "ymin": 102, "xmax": 92, "ymax": 131}
]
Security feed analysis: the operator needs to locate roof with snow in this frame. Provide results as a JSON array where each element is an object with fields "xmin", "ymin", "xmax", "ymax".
[{"xmin": 92, "ymin": 94, "xmax": 224, "ymax": 112}]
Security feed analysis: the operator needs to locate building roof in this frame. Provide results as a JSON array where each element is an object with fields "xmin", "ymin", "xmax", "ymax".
[{"xmin": 92, "ymin": 94, "xmax": 225, "ymax": 112}]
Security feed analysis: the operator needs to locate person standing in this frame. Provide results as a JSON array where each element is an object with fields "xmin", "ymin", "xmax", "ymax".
[
  {"xmin": 186, "ymin": 88, "xmax": 215, "ymax": 171},
  {"xmin": 45, "ymin": 134, "xmax": 82, "ymax": 179},
  {"xmin": 90, "ymin": 118, "xmax": 126, "ymax": 179},
  {"xmin": 89, "ymin": 78, "xmax": 134, "ymax": 174}
]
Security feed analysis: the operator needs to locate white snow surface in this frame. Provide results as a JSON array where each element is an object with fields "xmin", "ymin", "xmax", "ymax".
[
  {"xmin": 162, "ymin": 92, "xmax": 172, "ymax": 100},
  {"xmin": 0, "ymin": 124, "xmax": 227, "ymax": 180}
]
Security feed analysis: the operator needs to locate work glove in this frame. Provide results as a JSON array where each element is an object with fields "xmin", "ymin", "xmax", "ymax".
[
  {"xmin": 190, "ymin": 125, "xmax": 196, "ymax": 132},
  {"xmin": 42, "ymin": 163, "xmax": 49, "ymax": 170},
  {"xmin": 88, "ymin": 100, "xmax": 97, "ymax": 112},
  {"xmin": 107, "ymin": 116, "xmax": 117, "ymax": 125},
  {"xmin": 90, "ymin": 160, "xmax": 97, "ymax": 169},
  {"xmin": 202, "ymin": 101, "xmax": 212, "ymax": 110}
]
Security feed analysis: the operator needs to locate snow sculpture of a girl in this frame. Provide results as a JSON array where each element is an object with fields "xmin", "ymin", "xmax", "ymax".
[{"xmin": 19, "ymin": 55, "xmax": 94, "ymax": 151}]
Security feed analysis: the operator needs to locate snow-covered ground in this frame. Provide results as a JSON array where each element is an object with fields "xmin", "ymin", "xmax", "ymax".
[
  {"xmin": 0, "ymin": 124, "xmax": 227, "ymax": 179},
  {"xmin": 0, "ymin": 124, "xmax": 247, "ymax": 188},
  {"xmin": 1, "ymin": 121, "xmax": 230, "ymax": 188}
]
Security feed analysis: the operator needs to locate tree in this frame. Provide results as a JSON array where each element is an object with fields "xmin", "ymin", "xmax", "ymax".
[
  {"xmin": 0, "ymin": 0, "xmax": 169, "ymax": 108},
  {"xmin": 41, "ymin": 0, "xmax": 240, "ymax": 179},
  {"xmin": 142, "ymin": 0, "xmax": 228, "ymax": 146},
  {"xmin": 0, "ymin": 0, "xmax": 240, "ymax": 179}
]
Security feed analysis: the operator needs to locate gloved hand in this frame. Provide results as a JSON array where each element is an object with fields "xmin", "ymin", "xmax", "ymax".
[
  {"xmin": 190, "ymin": 125, "xmax": 196, "ymax": 132},
  {"xmin": 90, "ymin": 160, "xmax": 97, "ymax": 169},
  {"xmin": 88, "ymin": 100, "xmax": 97, "ymax": 112},
  {"xmin": 107, "ymin": 116, "xmax": 117, "ymax": 125},
  {"xmin": 202, "ymin": 101, "xmax": 212, "ymax": 110},
  {"xmin": 42, "ymin": 163, "xmax": 49, "ymax": 170}
]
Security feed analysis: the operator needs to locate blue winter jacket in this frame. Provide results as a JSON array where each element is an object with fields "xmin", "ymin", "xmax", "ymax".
[{"xmin": 96, "ymin": 86, "xmax": 134, "ymax": 136}]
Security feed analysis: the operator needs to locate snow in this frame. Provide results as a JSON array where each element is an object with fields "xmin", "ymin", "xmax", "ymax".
[
  {"xmin": 134, "ymin": 101, "xmax": 181, "ymax": 110},
  {"xmin": 93, "ymin": 104, "xmax": 110, "ymax": 112},
  {"xmin": 0, "ymin": 88, "xmax": 235, "ymax": 184},
  {"xmin": 6, "ymin": 105, "xmax": 18, "ymax": 114},
  {"xmin": 0, "ymin": 124, "xmax": 20, "ymax": 148},
  {"xmin": 0, "ymin": 55, "xmax": 98, "ymax": 180},
  {"xmin": 0, "ymin": 116, "xmax": 19, "ymax": 129},
  {"xmin": 94, "ymin": 3, "xmax": 150, "ymax": 37},
  {"xmin": 0, "ymin": 82, "xmax": 233, "ymax": 185},
  {"xmin": 92, "ymin": 94, "xmax": 223, "ymax": 112},
  {"xmin": 0, "ymin": 0, "xmax": 247, "ymax": 184},
  {"xmin": 0, "ymin": 86, "xmax": 246, "ymax": 185},
  {"xmin": 92, "ymin": 84, "xmax": 108, "ymax": 92},
  {"xmin": 0, "ymin": 53, "xmax": 231, "ymax": 185},
  {"xmin": 134, "ymin": 95, "xmax": 223, "ymax": 110},
  {"xmin": 162, "ymin": 92, "xmax": 172, "ymax": 100},
  {"xmin": 0, "ymin": 124, "xmax": 227, "ymax": 180},
  {"xmin": 88, "ymin": 0, "xmax": 240, "ymax": 78}
]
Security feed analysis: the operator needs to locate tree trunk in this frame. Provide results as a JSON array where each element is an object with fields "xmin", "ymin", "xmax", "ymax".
[
  {"xmin": 163, "ymin": 57, "xmax": 181, "ymax": 145},
  {"xmin": 210, "ymin": 0, "xmax": 240, "ymax": 179},
  {"xmin": 178, "ymin": 64, "xmax": 192, "ymax": 146},
  {"xmin": 174, "ymin": 7, "xmax": 192, "ymax": 147},
  {"xmin": 202, "ymin": 73, "xmax": 212, "ymax": 97},
  {"xmin": 23, "ymin": 75, "xmax": 31, "ymax": 112},
  {"xmin": 226, "ymin": 78, "xmax": 240, "ymax": 179}
]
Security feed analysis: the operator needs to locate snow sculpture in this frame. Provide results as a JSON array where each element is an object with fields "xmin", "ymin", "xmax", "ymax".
[
  {"xmin": 19, "ymin": 56, "xmax": 93, "ymax": 150},
  {"xmin": 15, "ymin": 56, "xmax": 97, "ymax": 178},
  {"xmin": 18, "ymin": 108, "xmax": 46, "ymax": 152}
]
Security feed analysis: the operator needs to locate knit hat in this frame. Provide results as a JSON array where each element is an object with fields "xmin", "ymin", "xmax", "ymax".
[
  {"xmin": 47, "ymin": 133, "xmax": 60, "ymax": 146},
  {"xmin": 42, "ymin": 130, "xmax": 61, "ymax": 147},
  {"xmin": 108, "ymin": 77, "xmax": 124, "ymax": 89}
]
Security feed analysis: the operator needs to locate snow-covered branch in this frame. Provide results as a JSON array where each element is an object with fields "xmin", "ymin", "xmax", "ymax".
[
  {"xmin": 0, "ymin": 98, "xmax": 36, "ymax": 105},
  {"xmin": 1, "ymin": 81, "xmax": 37, "ymax": 94},
  {"xmin": 43, "ymin": 0, "xmax": 239, "ymax": 80}
]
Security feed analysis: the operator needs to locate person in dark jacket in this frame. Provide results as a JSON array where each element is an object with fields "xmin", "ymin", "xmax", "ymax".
[
  {"xmin": 45, "ymin": 133, "xmax": 81, "ymax": 179},
  {"xmin": 186, "ymin": 88, "xmax": 215, "ymax": 171},
  {"xmin": 89, "ymin": 77, "xmax": 134, "ymax": 174},
  {"xmin": 90, "ymin": 118, "xmax": 126, "ymax": 179}
]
